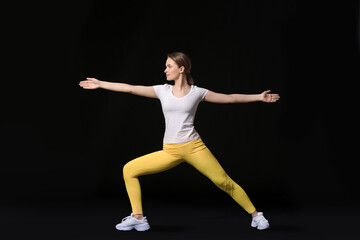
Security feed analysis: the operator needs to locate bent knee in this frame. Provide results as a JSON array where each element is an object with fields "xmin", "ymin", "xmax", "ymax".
[{"xmin": 123, "ymin": 162, "xmax": 135, "ymax": 179}]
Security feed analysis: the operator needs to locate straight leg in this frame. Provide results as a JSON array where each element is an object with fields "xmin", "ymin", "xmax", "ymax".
[{"xmin": 184, "ymin": 146, "xmax": 256, "ymax": 214}]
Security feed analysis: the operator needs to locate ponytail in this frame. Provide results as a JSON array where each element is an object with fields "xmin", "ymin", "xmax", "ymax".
[{"xmin": 186, "ymin": 73, "xmax": 194, "ymax": 85}]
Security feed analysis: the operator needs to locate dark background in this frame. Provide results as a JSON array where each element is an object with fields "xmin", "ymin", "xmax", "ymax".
[{"xmin": 1, "ymin": 0, "xmax": 359, "ymax": 239}]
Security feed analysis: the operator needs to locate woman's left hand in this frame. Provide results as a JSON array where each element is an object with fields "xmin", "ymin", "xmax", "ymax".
[{"xmin": 260, "ymin": 90, "xmax": 280, "ymax": 103}]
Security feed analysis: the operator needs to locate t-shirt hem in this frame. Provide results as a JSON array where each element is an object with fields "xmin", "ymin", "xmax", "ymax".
[{"xmin": 162, "ymin": 136, "xmax": 201, "ymax": 145}]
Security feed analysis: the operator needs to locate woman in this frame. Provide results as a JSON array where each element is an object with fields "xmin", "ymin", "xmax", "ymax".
[{"xmin": 79, "ymin": 52, "xmax": 279, "ymax": 231}]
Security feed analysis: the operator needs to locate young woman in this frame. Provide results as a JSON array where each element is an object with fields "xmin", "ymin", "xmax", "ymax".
[{"xmin": 79, "ymin": 52, "xmax": 279, "ymax": 231}]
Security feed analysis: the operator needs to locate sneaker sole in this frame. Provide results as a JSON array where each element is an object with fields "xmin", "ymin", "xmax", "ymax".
[
  {"xmin": 116, "ymin": 225, "xmax": 150, "ymax": 231},
  {"xmin": 116, "ymin": 226, "xmax": 133, "ymax": 231},
  {"xmin": 134, "ymin": 224, "xmax": 150, "ymax": 231},
  {"xmin": 251, "ymin": 224, "xmax": 270, "ymax": 230},
  {"xmin": 251, "ymin": 221, "xmax": 270, "ymax": 230}
]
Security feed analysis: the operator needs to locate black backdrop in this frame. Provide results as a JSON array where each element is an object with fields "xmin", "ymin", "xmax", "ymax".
[{"xmin": 2, "ymin": 0, "xmax": 359, "ymax": 211}]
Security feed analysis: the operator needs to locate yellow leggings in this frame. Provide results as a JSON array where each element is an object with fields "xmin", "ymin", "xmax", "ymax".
[{"xmin": 123, "ymin": 137, "xmax": 256, "ymax": 215}]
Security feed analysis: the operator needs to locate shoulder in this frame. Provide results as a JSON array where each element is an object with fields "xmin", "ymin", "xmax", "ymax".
[
  {"xmin": 193, "ymin": 85, "xmax": 208, "ymax": 91},
  {"xmin": 153, "ymin": 84, "xmax": 171, "ymax": 98},
  {"xmin": 192, "ymin": 85, "xmax": 209, "ymax": 99},
  {"xmin": 153, "ymin": 84, "xmax": 171, "ymax": 90}
]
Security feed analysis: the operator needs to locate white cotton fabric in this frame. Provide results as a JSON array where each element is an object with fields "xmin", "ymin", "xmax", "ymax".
[{"xmin": 153, "ymin": 84, "xmax": 209, "ymax": 144}]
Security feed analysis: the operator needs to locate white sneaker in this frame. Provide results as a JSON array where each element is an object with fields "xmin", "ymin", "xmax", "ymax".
[
  {"xmin": 115, "ymin": 213, "xmax": 150, "ymax": 231},
  {"xmin": 251, "ymin": 212, "xmax": 270, "ymax": 230}
]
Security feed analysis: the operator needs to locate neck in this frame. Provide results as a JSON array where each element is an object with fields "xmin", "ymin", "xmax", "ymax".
[{"xmin": 173, "ymin": 74, "xmax": 190, "ymax": 89}]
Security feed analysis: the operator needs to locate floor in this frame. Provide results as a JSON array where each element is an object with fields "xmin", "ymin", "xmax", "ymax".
[{"xmin": 1, "ymin": 196, "xmax": 358, "ymax": 240}]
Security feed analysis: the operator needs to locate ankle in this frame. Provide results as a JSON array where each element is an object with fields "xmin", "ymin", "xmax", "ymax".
[
  {"xmin": 133, "ymin": 214, "xmax": 144, "ymax": 220},
  {"xmin": 251, "ymin": 211, "xmax": 258, "ymax": 218}
]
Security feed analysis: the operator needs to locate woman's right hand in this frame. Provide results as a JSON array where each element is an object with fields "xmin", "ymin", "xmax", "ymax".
[{"xmin": 79, "ymin": 77, "xmax": 101, "ymax": 89}]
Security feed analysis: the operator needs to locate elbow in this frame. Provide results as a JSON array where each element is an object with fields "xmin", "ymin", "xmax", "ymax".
[
  {"xmin": 125, "ymin": 84, "xmax": 135, "ymax": 94},
  {"xmin": 228, "ymin": 94, "xmax": 237, "ymax": 104},
  {"xmin": 206, "ymin": 92, "xmax": 236, "ymax": 104}
]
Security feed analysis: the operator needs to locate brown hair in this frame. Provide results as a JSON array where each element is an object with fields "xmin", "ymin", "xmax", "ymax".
[{"xmin": 167, "ymin": 52, "xmax": 194, "ymax": 85}]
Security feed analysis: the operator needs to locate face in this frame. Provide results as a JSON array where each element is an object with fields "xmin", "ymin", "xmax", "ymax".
[{"xmin": 164, "ymin": 58, "xmax": 183, "ymax": 81}]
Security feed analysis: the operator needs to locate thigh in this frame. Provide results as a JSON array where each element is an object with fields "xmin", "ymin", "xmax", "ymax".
[
  {"xmin": 184, "ymin": 147, "xmax": 227, "ymax": 181},
  {"xmin": 124, "ymin": 150, "xmax": 183, "ymax": 177}
]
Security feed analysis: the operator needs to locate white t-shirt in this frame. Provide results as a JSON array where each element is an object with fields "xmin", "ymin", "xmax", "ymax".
[{"xmin": 153, "ymin": 84, "xmax": 209, "ymax": 144}]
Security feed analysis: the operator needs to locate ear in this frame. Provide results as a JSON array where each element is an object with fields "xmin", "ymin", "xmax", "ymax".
[{"xmin": 179, "ymin": 66, "xmax": 185, "ymax": 73}]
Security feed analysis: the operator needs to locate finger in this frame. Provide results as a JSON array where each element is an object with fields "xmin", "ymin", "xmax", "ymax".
[{"xmin": 80, "ymin": 82, "xmax": 91, "ymax": 88}]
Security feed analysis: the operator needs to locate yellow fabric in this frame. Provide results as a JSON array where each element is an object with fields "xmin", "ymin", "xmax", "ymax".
[{"xmin": 123, "ymin": 137, "xmax": 256, "ymax": 215}]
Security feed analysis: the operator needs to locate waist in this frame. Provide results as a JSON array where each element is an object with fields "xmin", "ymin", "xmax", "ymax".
[
  {"xmin": 163, "ymin": 132, "xmax": 201, "ymax": 144},
  {"xmin": 163, "ymin": 136, "xmax": 202, "ymax": 147},
  {"xmin": 163, "ymin": 137, "xmax": 207, "ymax": 155}
]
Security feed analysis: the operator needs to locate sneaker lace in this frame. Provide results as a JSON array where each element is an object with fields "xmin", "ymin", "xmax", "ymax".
[
  {"xmin": 258, "ymin": 215, "xmax": 268, "ymax": 224},
  {"xmin": 121, "ymin": 216, "xmax": 133, "ymax": 223}
]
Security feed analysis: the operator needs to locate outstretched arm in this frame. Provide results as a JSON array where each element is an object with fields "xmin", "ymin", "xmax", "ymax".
[
  {"xmin": 204, "ymin": 90, "xmax": 280, "ymax": 104},
  {"xmin": 79, "ymin": 77, "xmax": 157, "ymax": 99}
]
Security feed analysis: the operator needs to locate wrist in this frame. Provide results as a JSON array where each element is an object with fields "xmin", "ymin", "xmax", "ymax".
[{"xmin": 98, "ymin": 80, "xmax": 105, "ymax": 89}]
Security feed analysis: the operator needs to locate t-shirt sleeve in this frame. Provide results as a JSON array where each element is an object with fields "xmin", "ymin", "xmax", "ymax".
[
  {"xmin": 152, "ymin": 84, "xmax": 164, "ymax": 99},
  {"xmin": 197, "ymin": 86, "xmax": 209, "ymax": 100}
]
